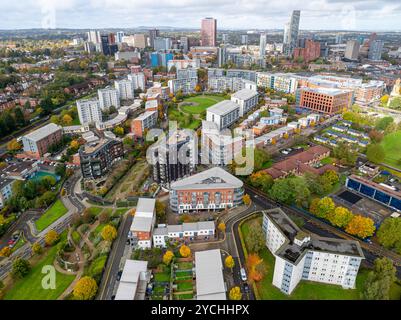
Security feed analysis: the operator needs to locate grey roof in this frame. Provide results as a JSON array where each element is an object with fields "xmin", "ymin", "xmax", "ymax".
[
  {"xmin": 135, "ymin": 110, "xmax": 157, "ymax": 121},
  {"xmin": 23, "ymin": 123, "xmax": 61, "ymax": 142},
  {"xmin": 264, "ymin": 208, "xmax": 365, "ymax": 265},
  {"xmin": 154, "ymin": 221, "xmax": 215, "ymax": 236},
  {"xmin": 207, "ymin": 100, "xmax": 239, "ymax": 116},
  {"xmin": 231, "ymin": 88, "xmax": 258, "ymax": 100},
  {"xmin": 182, "ymin": 222, "xmax": 198, "ymax": 232},
  {"xmin": 167, "ymin": 225, "xmax": 182, "ymax": 233},
  {"xmin": 130, "ymin": 216, "xmax": 153, "ymax": 232},
  {"xmin": 0, "ymin": 177, "xmax": 14, "ymax": 189},
  {"xmin": 115, "ymin": 260, "xmax": 148, "ymax": 300},
  {"xmin": 136, "ymin": 198, "xmax": 156, "ymax": 215},
  {"xmin": 195, "ymin": 249, "xmax": 226, "ymax": 300},
  {"xmin": 170, "ymin": 167, "xmax": 243, "ymax": 191}
]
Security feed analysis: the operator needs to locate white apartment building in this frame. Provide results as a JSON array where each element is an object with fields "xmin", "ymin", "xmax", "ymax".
[
  {"xmin": 153, "ymin": 221, "xmax": 215, "ymax": 248},
  {"xmin": 98, "ymin": 88, "xmax": 120, "ymax": 110},
  {"xmin": 201, "ymin": 121, "xmax": 243, "ymax": 166},
  {"xmin": 168, "ymin": 77, "xmax": 198, "ymax": 95},
  {"xmin": 167, "ymin": 59, "xmax": 200, "ymax": 71},
  {"xmin": 77, "ymin": 99, "xmax": 102, "ymax": 125},
  {"xmin": 0, "ymin": 178, "xmax": 15, "ymax": 208},
  {"xmin": 115, "ymin": 79, "xmax": 135, "ymax": 100},
  {"xmin": 206, "ymin": 100, "xmax": 240, "ymax": 130},
  {"xmin": 262, "ymin": 208, "xmax": 364, "ymax": 295},
  {"xmin": 127, "ymin": 72, "xmax": 146, "ymax": 92},
  {"xmin": 177, "ymin": 68, "xmax": 198, "ymax": 80},
  {"xmin": 256, "ymin": 72, "xmax": 300, "ymax": 94},
  {"xmin": 208, "ymin": 76, "xmax": 257, "ymax": 93},
  {"xmin": 230, "ymin": 88, "xmax": 259, "ymax": 116}
]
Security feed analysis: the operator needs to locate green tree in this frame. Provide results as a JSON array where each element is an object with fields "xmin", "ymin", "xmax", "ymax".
[
  {"xmin": 249, "ymin": 171, "xmax": 274, "ymax": 193},
  {"xmin": 362, "ymin": 257, "xmax": 396, "ymax": 300},
  {"xmin": 377, "ymin": 217, "xmax": 401, "ymax": 252},
  {"xmin": 315, "ymin": 197, "xmax": 335, "ymax": 219},
  {"xmin": 246, "ymin": 222, "xmax": 265, "ymax": 253},
  {"xmin": 366, "ymin": 144, "xmax": 386, "ymax": 164},
  {"xmin": 12, "ymin": 258, "xmax": 31, "ymax": 279},
  {"xmin": 327, "ymin": 206, "xmax": 354, "ymax": 228},
  {"xmin": 332, "ymin": 142, "xmax": 358, "ymax": 166},
  {"xmin": 375, "ymin": 116, "xmax": 394, "ymax": 131}
]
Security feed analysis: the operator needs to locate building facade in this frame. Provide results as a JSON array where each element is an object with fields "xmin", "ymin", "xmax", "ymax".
[
  {"xmin": 230, "ymin": 88, "xmax": 259, "ymax": 116},
  {"xmin": 169, "ymin": 167, "xmax": 244, "ymax": 214},
  {"xmin": 79, "ymin": 138, "xmax": 124, "ymax": 179},
  {"xmin": 201, "ymin": 17, "xmax": 217, "ymax": 47},
  {"xmin": 296, "ymin": 87, "xmax": 350, "ymax": 114},
  {"xmin": 206, "ymin": 100, "xmax": 240, "ymax": 130},
  {"xmin": 22, "ymin": 123, "xmax": 63, "ymax": 158},
  {"xmin": 77, "ymin": 99, "xmax": 102, "ymax": 125},
  {"xmin": 131, "ymin": 111, "xmax": 158, "ymax": 138},
  {"xmin": 262, "ymin": 208, "xmax": 364, "ymax": 295},
  {"xmin": 98, "ymin": 88, "xmax": 120, "ymax": 110},
  {"xmin": 115, "ymin": 79, "xmax": 135, "ymax": 100}
]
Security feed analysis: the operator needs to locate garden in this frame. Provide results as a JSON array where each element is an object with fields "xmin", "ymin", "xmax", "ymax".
[
  {"xmin": 34, "ymin": 199, "xmax": 68, "ymax": 232},
  {"xmin": 171, "ymin": 258, "xmax": 194, "ymax": 300}
]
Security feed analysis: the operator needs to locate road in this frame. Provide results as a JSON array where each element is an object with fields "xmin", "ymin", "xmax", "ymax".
[{"xmin": 97, "ymin": 212, "xmax": 133, "ymax": 300}]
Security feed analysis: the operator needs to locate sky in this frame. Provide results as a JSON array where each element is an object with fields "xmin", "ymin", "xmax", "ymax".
[{"xmin": 0, "ymin": 0, "xmax": 400, "ymax": 31}]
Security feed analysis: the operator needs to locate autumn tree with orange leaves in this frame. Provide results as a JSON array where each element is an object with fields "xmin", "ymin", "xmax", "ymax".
[
  {"xmin": 246, "ymin": 253, "xmax": 266, "ymax": 282},
  {"xmin": 345, "ymin": 215, "xmax": 376, "ymax": 239}
]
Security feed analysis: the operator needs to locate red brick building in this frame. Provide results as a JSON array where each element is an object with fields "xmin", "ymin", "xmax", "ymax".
[{"xmin": 293, "ymin": 39, "xmax": 321, "ymax": 63}]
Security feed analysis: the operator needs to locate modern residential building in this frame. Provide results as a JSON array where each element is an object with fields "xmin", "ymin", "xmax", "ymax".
[
  {"xmin": 100, "ymin": 34, "xmax": 118, "ymax": 56},
  {"xmin": 241, "ymin": 34, "xmax": 249, "ymax": 45},
  {"xmin": 262, "ymin": 208, "xmax": 364, "ymax": 295},
  {"xmin": 21, "ymin": 123, "xmax": 63, "ymax": 158},
  {"xmin": 180, "ymin": 36, "xmax": 189, "ymax": 53},
  {"xmin": 154, "ymin": 37, "xmax": 172, "ymax": 51},
  {"xmin": 201, "ymin": 121, "xmax": 243, "ymax": 166},
  {"xmin": 115, "ymin": 51, "xmax": 141, "ymax": 62},
  {"xmin": 148, "ymin": 29, "xmax": 160, "ymax": 48},
  {"xmin": 231, "ymin": 88, "xmax": 259, "ymax": 116},
  {"xmin": 98, "ymin": 87, "xmax": 120, "ymax": 110},
  {"xmin": 208, "ymin": 76, "xmax": 257, "ymax": 93},
  {"xmin": 167, "ymin": 59, "xmax": 200, "ymax": 71},
  {"xmin": 368, "ymin": 40, "xmax": 384, "ymax": 61},
  {"xmin": 256, "ymin": 72, "xmax": 300, "ymax": 94},
  {"xmin": 148, "ymin": 130, "xmax": 196, "ymax": 186},
  {"xmin": 195, "ymin": 249, "xmax": 226, "ymax": 300},
  {"xmin": 169, "ymin": 167, "xmax": 244, "ymax": 213},
  {"xmin": 344, "ymin": 40, "xmax": 360, "ymax": 61},
  {"xmin": 346, "ymin": 175, "xmax": 401, "ymax": 211},
  {"xmin": 115, "ymin": 260, "xmax": 150, "ymax": 300},
  {"xmin": 131, "ymin": 111, "xmax": 158, "ymax": 138},
  {"xmin": 263, "ymin": 145, "xmax": 336, "ymax": 180},
  {"xmin": 87, "ymin": 30, "xmax": 101, "ymax": 44},
  {"xmin": 133, "ymin": 34, "xmax": 147, "ymax": 49},
  {"xmin": 115, "ymin": 79, "xmax": 135, "ymax": 100},
  {"xmin": 259, "ymin": 33, "xmax": 267, "ymax": 57},
  {"xmin": 116, "ymin": 31, "xmax": 125, "ymax": 43},
  {"xmin": 127, "ymin": 72, "xmax": 146, "ymax": 92},
  {"xmin": 201, "ymin": 17, "xmax": 217, "ymax": 47},
  {"xmin": 77, "ymin": 99, "xmax": 102, "ymax": 125},
  {"xmin": 130, "ymin": 198, "xmax": 156, "ymax": 249},
  {"xmin": 0, "ymin": 178, "xmax": 15, "ymax": 208},
  {"xmin": 283, "ymin": 10, "xmax": 301, "ymax": 56},
  {"xmin": 206, "ymin": 100, "xmax": 240, "ymax": 130},
  {"xmin": 293, "ymin": 39, "xmax": 321, "ymax": 63},
  {"xmin": 153, "ymin": 221, "xmax": 215, "ymax": 248},
  {"xmin": 226, "ymin": 69, "xmax": 257, "ymax": 82},
  {"xmin": 177, "ymin": 68, "xmax": 198, "ymax": 80},
  {"xmin": 151, "ymin": 52, "xmax": 174, "ymax": 68},
  {"xmin": 168, "ymin": 77, "xmax": 198, "ymax": 95},
  {"xmin": 296, "ymin": 87, "xmax": 351, "ymax": 115},
  {"xmin": 79, "ymin": 137, "xmax": 124, "ymax": 179}
]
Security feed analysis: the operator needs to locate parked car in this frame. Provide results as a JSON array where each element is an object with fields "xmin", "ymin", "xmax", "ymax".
[
  {"xmin": 116, "ymin": 270, "xmax": 123, "ymax": 281},
  {"xmin": 240, "ymin": 268, "xmax": 247, "ymax": 282},
  {"xmin": 243, "ymin": 283, "xmax": 250, "ymax": 293}
]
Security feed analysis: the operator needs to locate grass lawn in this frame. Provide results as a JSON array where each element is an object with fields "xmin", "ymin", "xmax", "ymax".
[
  {"xmin": 240, "ymin": 216, "xmax": 401, "ymax": 300},
  {"xmin": 381, "ymin": 131, "xmax": 401, "ymax": 170},
  {"xmin": 114, "ymin": 208, "xmax": 128, "ymax": 215},
  {"xmin": 88, "ymin": 207, "xmax": 103, "ymax": 216},
  {"xmin": 72, "ymin": 231, "xmax": 81, "ymax": 245},
  {"xmin": 35, "ymin": 199, "xmax": 68, "ymax": 232},
  {"xmin": 174, "ymin": 293, "xmax": 193, "ymax": 299},
  {"xmin": 176, "ymin": 281, "xmax": 193, "ymax": 291},
  {"xmin": 320, "ymin": 157, "xmax": 336, "ymax": 165},
  {"xmin": 154, "ymin": 271, "xmax": 170, "ymax": 282},
  {"xmin": 180, "ymin": 95, "xmax": 225, "ymax": 114},
  {"xmin": 177, "ymin": 262, "xmax": 193, "ymax": 270},
  {"xmin": 4, "ymin": 234, "xmax": 75, "ymax": 300}
]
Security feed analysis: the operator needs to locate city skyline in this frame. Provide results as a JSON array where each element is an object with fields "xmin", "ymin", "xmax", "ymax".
[{"xmin": 0, "ymin": 0, "xmax": 400, "ymax": 31}]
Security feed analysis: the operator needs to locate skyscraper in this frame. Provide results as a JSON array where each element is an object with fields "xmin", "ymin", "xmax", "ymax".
[
  {"xmin": 87, "ymin": 30, "xmax": 101, "ymax": 44},
  {"xmin": 283, "ymin": 10, "xmax": 301, "ymax": 56},
  {"xmin": 259, "ymin": 33, "xmax": 267, "ymax": 57},
  {"xmin": 201, "ymin": 17, "xmax": 217, "ymax": 47},
  {"xmin": 149, "ymin": 29, "xmax": 160, "ymax": 48},
  {"xmin": 368, "ymin": 40, "xmax": 384, "ymax": 61},
  {"xmin": 242, "ymin": 34, "xmax": 248, "ymax": 45},
  {"xmin": 344, "ymin": 40, "xmax": 360, "ymax": 61},
  {"xmin": 180, "ymin": 36, "xmax": 189, "ymax": 53},
  {"xmin": 116, "ymin": 31, "xmax": 125, "ymax": 43}
]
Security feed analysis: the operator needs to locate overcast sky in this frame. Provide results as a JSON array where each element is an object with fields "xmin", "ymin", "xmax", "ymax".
[{"xmin": 0, "ymin": 0, "xmax": 400, "ymax": 31}]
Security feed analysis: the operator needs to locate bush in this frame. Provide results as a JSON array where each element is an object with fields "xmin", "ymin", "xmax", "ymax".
[{"xmin": 12, "ymin": 258, "xmax": 31, "ymax": 279}]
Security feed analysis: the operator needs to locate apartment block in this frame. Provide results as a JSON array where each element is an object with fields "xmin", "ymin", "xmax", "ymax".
[
  {"xmin": 230, "ymin": 88, "xmax": 259, "ymax": 116},
  {"xmin": 77, "ymin": 99, "xmax": 102, "ymax": 125},
  {"xmin": 129, "ymin": 198, "xmax": 156, "ymax": 249},
  {"xmin": 262, "ymin": 208, "xmax": 364, "ymax": 295},
  {"xmin": 98, "ymin": 87, "xmax": 120, "ymax": 110},
  {"xmin": 22, "ymin": 123, "xmax": 63, "ymax": 158},
  {"xmin": 115, "ymin": 79, "xmax": 135, "ymax": 100},
  {"xmin": 131, "ymin": 111, "xmax": 158, "ymax": 138},
  {"xmin": 206, "ymin": 100, "xmax": 240, "ymax": 130}
]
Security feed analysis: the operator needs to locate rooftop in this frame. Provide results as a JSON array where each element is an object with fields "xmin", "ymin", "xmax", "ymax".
[
  {"xmin": 195, "ymin": 249, "xmax": 226, "ymax": 300},
  {"xmin": 207, "ymin": 100, "xmax": 239, "ymax": 116},
  {"xmin": 170, "ymin": 167, "xmax": 243, "ymax": 191},
  {"xmin": 115, "ymin": 260, "xmax": 148, "ymax": 300},
  {"xmin": 23, "ymin": 123, "xmax": 62, "ymax": 142},
  {"xmin": 231, "ymin": 88, "xmax": 258, "ymax": 101},
  {"xmin": 264, "ymin": 208, "xmax": 364, "ymax": 265},
  {"xmin": 136, "ymin": 198, "xmax": 156, "ymax": 215}
]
